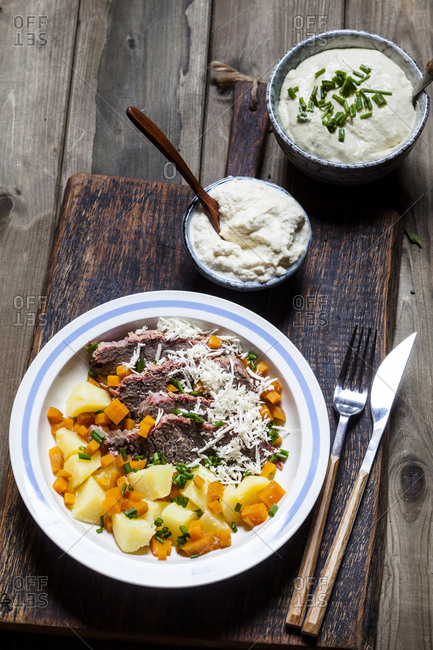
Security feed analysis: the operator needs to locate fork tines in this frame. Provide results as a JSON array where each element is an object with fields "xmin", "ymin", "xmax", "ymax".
[{"xmin": 338, "ymin": 325, "xmax": 377, "ymax": 392}]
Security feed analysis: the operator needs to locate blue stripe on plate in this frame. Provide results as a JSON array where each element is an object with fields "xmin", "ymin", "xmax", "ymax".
[{"xmin": 22, "ymin": 298, "xmax": 320, "ymax": 539}]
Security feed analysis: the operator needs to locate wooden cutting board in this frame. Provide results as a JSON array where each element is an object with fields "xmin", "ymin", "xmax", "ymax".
[{"xmin": 0, "ymin": 83, "xmax": 400, "ymax": 649}]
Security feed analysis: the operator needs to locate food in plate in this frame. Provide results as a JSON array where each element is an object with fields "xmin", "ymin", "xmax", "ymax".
[
  {"xmin": 277, "ymin": 48, "xmax": 415, "ymax": 163},
  {"xmin": 187, "ymin": 178, "xmax": 309, "ymax": 284},
  {"xmin": 47, "ymin": 317, "xmax": 290, "ymax": 560}
]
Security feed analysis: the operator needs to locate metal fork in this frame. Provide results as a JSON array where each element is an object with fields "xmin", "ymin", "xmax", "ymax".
[{"xmin": 286, "ymin": 325, "xmax": 377, "ymax": 629}]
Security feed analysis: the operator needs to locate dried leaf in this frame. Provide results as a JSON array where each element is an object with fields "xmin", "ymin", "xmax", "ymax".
[{"xmin": 405, "ymin": 230, "xmax": 422, "ymax": 248}]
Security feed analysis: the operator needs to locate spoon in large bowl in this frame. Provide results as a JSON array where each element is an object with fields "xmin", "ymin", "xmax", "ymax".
[
  {"xmin": 126, "ymin": 106, "xmax": 220, "ymax": 234},
  {"xmin": 412, "ymin": 58, "xmax": 433, "ymax": 98}
]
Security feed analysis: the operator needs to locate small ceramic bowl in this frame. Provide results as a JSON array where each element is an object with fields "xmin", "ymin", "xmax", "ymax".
[
  {"xmin": 267, "ymin": 30, "xmax": 430, "ymax": 185},
  {"xmin": 182, "ymin": 176, "xmax": 312, "ymax": 291}
]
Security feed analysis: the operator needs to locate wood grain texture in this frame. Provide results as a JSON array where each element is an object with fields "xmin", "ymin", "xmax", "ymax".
[
  {"xmin": 0, "ymin": 0, "xmax": 79, "ymax": 508},
  {"xmin": 286, "ymin": 454, "xmax": 340, "ymax": 628},
  {"xmin": 0, "ymin": 171, "xmax": 398, "ymax": 650},
  {"xmin": 344, "ymin": 2, "xmax": 433, "ymax": 648}
]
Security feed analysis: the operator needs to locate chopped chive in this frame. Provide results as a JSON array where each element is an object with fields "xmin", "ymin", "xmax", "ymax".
[
  {"xmin": 320, "ymin": 85, "xmax": 326, "ymax": 100},
  {"xmin": 133, "ymin": 454, "xmax": 145, "ymax": 460},
  {"xmin": 349, "ymin": 103, "xmax": 356, "ymax": 117},
  {"xmin": 79, "ymin": 445, "xmax": 86, "ymax": 451},
  {"xmin": 168, "ymin": 377, "xmax": 184, "ymax": 393},
  {"xmin": 332, "ymin": 93, "xmax": 345, "ymax": 105},
  {"xmin": 362, "ymin": 89, "xmax": 392, "ymax": 95},
  {"xmin": 323, "ymin": 105, "xmax": 334, "ymax": 118},
  {"xmin": 343, "ymin": 99, "xmax": 350, "ymax": 113},
  {"xmin": 189, "ymin": 391, "xmax": 199, "ymax": 396},
  {"xmin": 173, "ymin": 407, "xmax": 181, "ymax": 415},
  {"xmin": 356, "ymin": 93, "xmax": 363, "ymax": 112},
  {"xmin": 176, "ymin": 535, "xmax": 187, "ymax": 547},
  {"xmin": 287, "ymin": 86, "xmax": 297, "ymax": 99},
  {"xmin": 124, "ymin": 507, "xmax": 138, "ymax": 519},
  {"xmin": 321, "ymin": 80, "xmax": 335, "ymax": 90},
  {"xmin": 243, "ymin": 471, "xmax": 251, "ymax": 477},
  {"xmin": 315, "ymin": 67, "xmax": 326, "ymax": 78},
  {"xmin": 160, "ymin": 527, "xmax": 172, "ymax": 538},
  {"xmin": 338, "ymin": 128, "xmax": 345, "ymax": 142},
  {"xmin": 307, "ymin": 99, "xmax": 315, "ymax": 112},
  {"xmin": 231, "ymin": 522, "xmax": 238, "ymax": 533},
  {"xmin": 360, "ymin": 111, "xmax": 373, "ymax": 119},
  {"xmin": 119, "ymin": 447, "xmax": 127, "ymax": 459},
  {"xmin": 334, "ymin": 111, "xmax": 345, "ymax": 124},
  {"xmin": 121, "ymin": 482, "xmax": 127, "ymax": 494},
  {"xmin": 91, "ymin": 430, "xmax": 104, "ymax": 443},
  {"xmin": 155, "ymin": 535, "xmax": 164, "ymax": 544},
  {"xmin": 352, "ymin": 70, "xmax": 364, "ymax": 78},
  {"xmin": 194, "ymin": 509, "xmax": 204, "ymax": 518},
  {"xmin": 311, "ymin": 85, "xmax": 318, "ymax": 97},
  {"xmin": 299, "ymin": 97, "xmax": 307, "ymax": 112},
  {"xmin": 179, "ymin": 525, "xmax": 189, "ymax": 536},
  {"xmin": 234, "ymin": 502, "xmax": 242, "ymax": 513},
  {"xmin": 332, "ymin": 74, "xmax": 344, "ymax": 87},
  {"xmin": 86, "ymin": 342, "xmax": 98, "ymax": 353},
  {"xmin": 276, "ymin": 449, "xmax": 289, "ymax": 461},
  {"xmin": 268, "ymin": 504, "xmax": 279, "ymax": 518},
  {"xmin": 78, "ymin": 452, "xmax": 91, "ymax": 460},
  {"xmin": 269, "ymin": 454, "xmax": 277, "ymax": 463},
  {"xmin": 214, "ymin": 420, "xmax": 225, "ymax": 429},
  {"xmin": 372, "ymin": 93, "xmax": 387, "ymax": 107},
  {"xmin": 360, "ymin": 64, "xmax": 371, "ymax": 74},
  {"xmin": 88, "ymin": 369, "xmax": 97, "ymax": 378},
  {"xmin": 190, "ymin": 554, "xmax": 199, "ymax": 559},
  {"xmin": 123, "ymin": 461, "xmax": 132, "ymax": 473},
  {"xmin": 96, "ymin": 516, "xmax": 104, "ymax": 533},
  {"xmin": 154, "ymin": 517, "xmax": 164, "ymax": 527},
  {"xmin": 136, "ymin": 357, "xmax": 144, "ymax": 373},
  {"xmin": 173, "ymin": 496, "xmax": 189, "ymax": 508},
  {"xmin": 297, "ymin": 114, "xmax": 311, "ymax": 122},
  {"xmin": 335, "ymin": 70, "xmax": 347, "ymax": 78}
]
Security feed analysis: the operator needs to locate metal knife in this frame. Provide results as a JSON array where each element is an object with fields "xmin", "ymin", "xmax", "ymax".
[{"xmin": 302, "ymin": 332, "xmax": 417, "ymax": 637}]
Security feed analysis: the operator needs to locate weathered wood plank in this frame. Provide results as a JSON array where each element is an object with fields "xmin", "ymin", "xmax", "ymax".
[
  {"xmin": 344, "ymin": 2, "xmax": 433, "ymax": 648},
  {"xmin": 0, "ymin": 0, "xmax": 79, "ymax": 508}
]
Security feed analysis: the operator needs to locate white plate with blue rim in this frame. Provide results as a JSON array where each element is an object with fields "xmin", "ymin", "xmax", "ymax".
[{"xmin": 9, "ymin": 290, "xmax": 329, "ymax": 588}]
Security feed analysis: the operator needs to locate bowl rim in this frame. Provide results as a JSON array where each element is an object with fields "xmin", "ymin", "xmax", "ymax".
[
  {"xmin": 182, "ymin": 175, "xmax": 312, "ymax": 292},
  {"xmin": 266, "ymin": 28, "xmax": 430, "ymax": 170}
]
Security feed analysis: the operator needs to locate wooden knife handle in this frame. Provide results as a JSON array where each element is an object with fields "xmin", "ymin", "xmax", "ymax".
[
  {"xmin": 225, "ymin": 80, "xmax": 269, "ymax": 178},
  {"xmin": 302, "ymin": 469, "xmax": 369, "ymax": 637},
  {"xmin": 286, "ymin": 454, "xmax": 340, "ymax": 628}
]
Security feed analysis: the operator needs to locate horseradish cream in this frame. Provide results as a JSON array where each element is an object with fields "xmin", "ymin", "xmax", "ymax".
[
  {"xmin": 278, "ymin": 48, "xmax": 415, "ymax": 163},
  {"xmin": 187, "ymin": 178, "xmax": 309, "ymax": 285}
]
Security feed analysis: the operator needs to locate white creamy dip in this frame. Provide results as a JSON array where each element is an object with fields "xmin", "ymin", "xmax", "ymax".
[
  {"xmin": 278, "ymin": 48, "xmax": 415, "ymax": 163},
  {"xmin": 187, "ymin": 178, "xmax": 309, "ymax": 285}
]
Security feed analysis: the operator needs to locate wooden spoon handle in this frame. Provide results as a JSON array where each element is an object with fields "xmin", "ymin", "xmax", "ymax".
[
  {"xmin": 126, "ymin": 106, "xmax": 219, "ymax": 232},
  {"xmin": 302, "ymin": 469, "xmax": 369, "ymax": 637},
  {"xmin": 286, "ymin": 454, "xmax": 340, "ymax": 628}
]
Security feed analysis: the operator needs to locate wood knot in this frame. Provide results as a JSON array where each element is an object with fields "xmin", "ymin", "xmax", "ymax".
[
  {"xmin": 400, "ymin": 462, "xmax": 425, "ymax": 502},
  {"xmin": 0, "ymin": 194, "xmax": 13, "ymax": 220}
]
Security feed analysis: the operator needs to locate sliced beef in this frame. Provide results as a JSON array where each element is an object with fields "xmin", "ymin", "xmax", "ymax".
[
  {"xmin": 215, "ymin": 355, "xmax": 255, "ymax": 390},
  {"xmin": 110, "ymin": 360, "xmax": 185, "ymax": 417},
  {"xmin": 138, "ymin": 391, "xmax": 212, "ymax": 420},
  {"xmin": 90, "ymin": 329, "xmax": 204, "ymax": 375},
  {"xmin": 143, "ymin": 414, "xmax": 215, "ymax": 464},
  {"xmin": 87, "ymin": 424, "xmax": 144, "ymax": 458}
]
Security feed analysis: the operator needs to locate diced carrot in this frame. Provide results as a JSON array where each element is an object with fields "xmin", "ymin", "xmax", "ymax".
[
  {"xmin": 88, "ymin": 377, "xmax": 101, "ymax": 388},
  {"xmin": 188, "ymin": 519, "xmax": 204, "ymax": 541},
  {"xmin": 208, "ymin": 335, "xmax": 221, "ymax": 349},
  {"xmin": 260, "ymin": 404, "xmax": 272, "ymax": 421},
  {"xmin": 180, "ymin": 534, "xmax": 215, "ymax": 557},
  {"xmin": 56, "ymin": 469, "xmax": 71, "ymax": 479},
  {"xmin": 77, "ymin": 425, "xmax": 89, "ymax": 439},
  {"xmin": 51, "ymin": 421, "xmax": 65, "ymax": 435},
  {"xmin": 121, "ymin": 499, "xmax": 148, "ymax": 516},
  {"xmin": 240, "ymin": 502, "xmax": 268, "ymax": 527},
  {"xmin": 257, "ymin": 480, "xmax": 286, "ymax": 509},
  {"xmin": 52, "ymin": 476, "xmax": 69, "ymax": 494},
  {"xmin": 107, "ymin": 375, "xmax": 120, "ymax": 387},
  {"xmin": 256, "ymin": 362, "xmax": 269, "ymax": 375},
  {"xmin": 167, "ymin": 485, "xmax": 181, "ymax": 500},
  {"xmin": 157, "ymin": 547, "xmax": 167, "ymax": 561},
  {"xmin": 62, "ymin": 417, "xmax": 74, "ymax": 430},
  {"xmin": 166, "ymin": 384, "xmax": 178, "ymax": 393},
  {"xmin": 49, "ymin": 446, "xmax": 63, "ymax": 474},
  {"xmin": 260, "ymin": 460, "xmax": 277, "ymax": 480},
  {"xmin": 127, "ymin": 490, "xmax": 144, "ymax": 502},
  {"xmin": 47, "ymin": 406, "xmax": 63, "ymax": 424},
  {"xmin": 123, "ymin": 418, "xmax": 136, "ymax": 431},
  {"xmin": 269, "ymin": 379, "xmax": 283, "ymax": 393},
  {"xmin": 85, "ymin": 439, "xmax": 100, "ymax": 456},
  {"xmin": 193, "ymin": 475, "xmax": 205, "ymax": 489},
  {"xmin": 104, "ymin": 398, "xmax": 129, "ymax": 425},
  {"xmin": 108, "ymin": 469, "xmax": 121, "ymax": 489},
  {"xmin": 207, "ymin": 480, "xmax": 223, "ymax": 501},
  {"xmin": 94, "ymin": 412, "xmax": 112, "ymax": 426},
  {"xmin": 193, "ymin": 382, "xmax": 203, "ymax": 394},
  {"xmin": 117, "ymin": 476, "xmax": 129, "ymax": 489},
  {"xmin": 138, "ymin": 420, "xmax": 152, "ymax": 438},
  {"xmin": 116, "ymin": 364, "xmax": 132, "ymax": 379},
  {"xmin": 73, "ymin": 422, "xmax": 80, "ymax": 432},
  {"xmin": 268, "ymin": 403, "xmax": 286, "ymax": 422},
  {"xmin": 104, "ymin": 514, "xmax": 113, "ymax": 533},
  {"xmin": 103, "ymin": 486, "xmax": 123, "ymax": 515},
  {"xmin": 64, "ymin": 492, "xmax": 75, "ymax": 506},
  {"xmin": 115, "ymin": 454, "xmax": 125, "ymax": 467},
  {"xmin": 130, "ymin": 459, "xmax": 147, "ymax": 470},
  {"xmin": 242, "ymin": 358, "xmax": 250, "ymax": 368},
  {"xmin": 273, "ymin": 435, "xmax": 282, "ymax": 447},
  {"xmin": 100, "ymin": 453, "xmax": 116, "ymax": 468},
  {"xmin": 76, "ymin": 412, "xmax": 94, "ymax": 426},
  {"xmin": 262, "ymin": 390, "xmax": 282, "ymax": 405},
  {"xmin": 218, "ymin": 528, "xmax": 231, "ymax": 548},
  {"xmin": 150, "ymin": 536, "xmax": 172, "ymax": 559},
  {"xmin": 96, "ymin": 477, "xmax": 108, "ymax": 490},
  {"xmin": 208, "ymin": 499, "xmax": 223, "ymax": 515}
]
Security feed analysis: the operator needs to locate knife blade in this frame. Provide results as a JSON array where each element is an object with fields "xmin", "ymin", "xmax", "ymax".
[{"xmin": 302, "ymin": 332, "xmax": 417, "ymax": 637}]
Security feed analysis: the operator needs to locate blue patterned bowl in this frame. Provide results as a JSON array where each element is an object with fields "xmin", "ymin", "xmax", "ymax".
[{"xmin": 267, "ymin": 30, "xmax": 429, "ymax": 185}]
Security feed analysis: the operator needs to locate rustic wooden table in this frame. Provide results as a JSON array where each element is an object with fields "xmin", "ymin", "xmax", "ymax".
[{"xmin": 1, "ymin": 1, "xmax": 431, "ymax": 649}]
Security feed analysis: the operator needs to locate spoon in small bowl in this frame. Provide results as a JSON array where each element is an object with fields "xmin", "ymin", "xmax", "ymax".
[
  {"xmin": 126, "ymin": 106, "xmax": 220, "ymax": 234},
  {"xmin": 412, "ymin": 58, "xmax": 433, "ymax": 99}
]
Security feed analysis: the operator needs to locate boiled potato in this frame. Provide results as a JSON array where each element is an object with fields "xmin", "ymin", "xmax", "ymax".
[
  {"xmin": 63, "ymin": 451, "xmax": 101, "ymax": 489},
  {"xmin": 221, "ymin": 484, "xmax": 242, "ymax": 525},
  {"xmin": 55, "ymin": 427, "xmax": 84, "ymax": 460},
  {"xmin": 129, "ymin": 464, "xmax": 174, "ymax": 500},
  {"xmin": 181, "ymin": 466, "xmax": 216, "ymax": 511},
  {"xmin": 200, "ymin": 510, "xmax": 229, "ymax": 536},
  {"xmin": 234, "ymin": 475, "xmax": 269, "ymax": 507},
  {"xmin": 72, "ymin": 476, "xmax": 105, "ymax": 524},
  {"xmin": 161, "ymin": 502, "xmax": 195, "ymax": 537},
  {"xmin": 112, "ymin": 513, "xmax": 155, "ymax": 552},
  {"xmin": 142, "ymin": 500, "xmax": 167, "ymax": 525},
  {"xmin": 66, "ymin": 381, "xmax": 111, "ymax": 417}
]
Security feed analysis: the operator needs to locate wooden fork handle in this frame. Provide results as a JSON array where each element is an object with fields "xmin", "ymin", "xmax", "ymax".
[
  {"xmin": 302, "ymin": 469, "xmax": 369, "ymax": 637},
  {"xmin": 286, "ymin": 454, "xmax": 340, "ymax": 628}
]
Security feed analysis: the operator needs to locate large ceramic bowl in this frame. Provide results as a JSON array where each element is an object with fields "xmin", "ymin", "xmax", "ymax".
[{"xmin": 267, "ymin": 30, "xmax": 430, "ymax": 185}]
